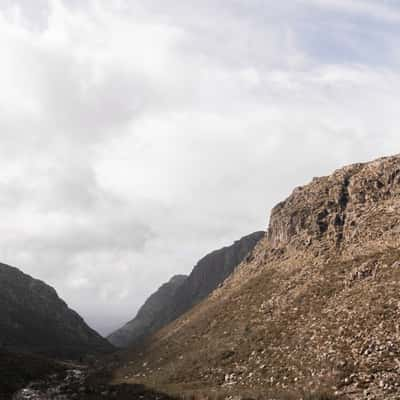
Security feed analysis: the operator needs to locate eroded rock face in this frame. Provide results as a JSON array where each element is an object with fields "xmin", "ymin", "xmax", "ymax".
[
  {"xmin": 108, "ymin": 232, "xmax": 264, "ymax": 347},
  {"xmin": 268, "ymin": 156, "xmax": 400, "ymax": 255},
  {"xmin": 0, "ymin": 263, "xmax": 113, "ymax": 358}
]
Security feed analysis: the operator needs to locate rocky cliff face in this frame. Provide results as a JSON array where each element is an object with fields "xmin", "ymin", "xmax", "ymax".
[
  {"xmin": 268, "ymin": 157, "xmax": 400, "ymax": 255},
  {"xmin": 108, "ymin": 232, "xmax": 264, "ymax": 348},
  {"xmin": 108, "ymin": 275, "xmax": 188, "ymax": 348},
  {"xmin": 0, "ymin": 263, "xmax": 113, "ymax": 358},
  {"xmin": 113, "ymin": 155, "xmax": 400, "ymax": 400}
]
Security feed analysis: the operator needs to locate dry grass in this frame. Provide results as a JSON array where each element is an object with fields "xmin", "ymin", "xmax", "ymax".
[{"xmin": 112, "ymin": 248, "xmax": 400, "ymax": 399}]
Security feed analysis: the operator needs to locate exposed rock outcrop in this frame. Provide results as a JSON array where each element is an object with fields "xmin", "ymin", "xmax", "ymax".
[
  {"xmin": 113, "ymin": 155, "xmax": 400, "ymax": 400},
  {"xmin": 108, "ymin": 232, "xmax": 264, "ymax": 347},
  {"xmin": 268, "ymin": 157, "xmax": 400, "ymax": 254},
  {"xmin": 0, "ymin": 263, "xmax": 113, "ymax": 358}
]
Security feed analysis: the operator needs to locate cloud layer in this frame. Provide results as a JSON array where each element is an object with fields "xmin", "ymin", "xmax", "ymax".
[{"xmin": 1, "ymin": 0, "xmax": 400, "ymax": 334}]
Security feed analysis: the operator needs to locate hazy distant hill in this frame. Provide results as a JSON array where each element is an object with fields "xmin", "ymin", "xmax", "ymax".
[
  {"xmin": 0, "ymin": 263, "xmax": 113, "ymax": 358},
  {"xmin": 107, "ymin": 275, "xmax": 188, "ymax": 348},
  {"xmin": 108, "ymin": 231, "xmax": 264, "ymax": 347}
]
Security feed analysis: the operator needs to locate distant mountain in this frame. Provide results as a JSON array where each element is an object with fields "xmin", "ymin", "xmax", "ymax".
[
  {"xmin": 0, "ymin": 263, "xmax": 113, "ymax": 358},
  {"xmin": 108, "ymin": 231, "xmax": 264, "ymax": 347},
  {"xmin": 108, "ymin": 275, "xmax": 188, "ymax": 348}
]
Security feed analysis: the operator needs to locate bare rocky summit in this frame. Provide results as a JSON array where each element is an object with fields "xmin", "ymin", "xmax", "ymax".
[
  {"xmin": 112, "ymin": 155, "xmax": 400, "ymax": 399},
  {"xmin": 108, "ymin": 232, "xmax": 264, "ymax": 348},
  {"xmin": 0, "ymin": 263, "xmax": 113, "ymax": 359}
]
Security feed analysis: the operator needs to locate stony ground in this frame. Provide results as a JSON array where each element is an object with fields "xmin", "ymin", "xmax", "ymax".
[
  {"xmin": 12, "ymin": 366, "xmax": 175, "ymax": 400},
  {"xmin": 0, "ymin": 351, "xmax": 175, "ymax": 400},
  {"xmin": 0, "ymin": 351, "xmax": 65, "ymax": 400}
]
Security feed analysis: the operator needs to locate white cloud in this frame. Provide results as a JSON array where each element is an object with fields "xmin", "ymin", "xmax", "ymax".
[{"xmin": 0, "ymin": 0, "xmax": 399, "ymax": 334}]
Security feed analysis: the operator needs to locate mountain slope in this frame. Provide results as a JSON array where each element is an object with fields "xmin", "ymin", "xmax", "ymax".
[
  {"xmin": 108, "ymin": 275, "xmax": 188, "ymax": 348},
  {"xmin": 113, "ymin": 155, "xmax": 400, "ymax": 399},
  {"xmin": 0, "ymin": 263, "xmax": 113, "ymax": 358},
  {"xmin": 108, "ymin": 232, "xmax": 264, "ymax": 347}
]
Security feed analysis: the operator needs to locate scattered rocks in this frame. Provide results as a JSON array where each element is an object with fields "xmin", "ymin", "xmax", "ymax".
[
  {"xmin": 13, "ymin": 368, "xmax": 86, "ymax": 400},
  {"xmin": 12, "ymin": 366, "xmax": 176, "ymax": 400}
]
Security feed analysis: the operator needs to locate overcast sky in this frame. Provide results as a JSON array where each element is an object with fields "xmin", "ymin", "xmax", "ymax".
[{"xmin": 1, "ymin": 0, "xmax": 400, "ymax": 335}]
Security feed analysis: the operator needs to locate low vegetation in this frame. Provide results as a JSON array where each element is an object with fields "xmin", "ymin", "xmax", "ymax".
[{"xmin": 0, "ymin": 350, "xmax": 65, "ymax": 400}]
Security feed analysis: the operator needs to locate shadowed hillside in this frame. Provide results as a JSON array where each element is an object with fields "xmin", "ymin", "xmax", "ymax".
[{"xmin": 0, "ymin": 263, "xmax": 113, "ymax": 359}]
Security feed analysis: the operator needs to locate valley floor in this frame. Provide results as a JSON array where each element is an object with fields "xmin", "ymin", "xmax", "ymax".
[
  {"xmin": 0, "ymin": 351, "xmax": 175, "ymax": 400},
  {"xmin": 0, "ymin": 351, "xmax": 65, "ymax": 400}
]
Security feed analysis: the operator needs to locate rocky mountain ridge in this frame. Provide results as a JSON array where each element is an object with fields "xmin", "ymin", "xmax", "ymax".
[
  {"xmin": 0, "ymin": 262, "xmax": 113, "ymax": 359},
  {"xmin": 108, "ymin": 232, "xmax": 264, "ymax": 347},
  {"xmin": 113, "ymin": 155, "xmax": 400, "ymax": 400},
  {"xmin": 108, "ymin": 275, "xmax": 188, "ymax": 348}
]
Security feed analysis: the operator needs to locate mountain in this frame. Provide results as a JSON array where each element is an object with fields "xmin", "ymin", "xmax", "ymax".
[
  {"xmin": 108, "ymin": 275, "xmax": 188, "ymax": 348},
  {"xmin": 112, "ymin": 155, "xmax": 400, "ymax": 400},
  {"xmin": 0, "ymin": 262, "xmax": 113, "ymax": 358},
  {"xmin": 108, "ymin": 232, "xmax": 264, "ymax": 347}
]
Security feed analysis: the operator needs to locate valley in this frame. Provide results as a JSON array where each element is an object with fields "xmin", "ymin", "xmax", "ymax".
[{"xmin": 3, "ymin": 155, "xmax": 400, "ymax": 399}]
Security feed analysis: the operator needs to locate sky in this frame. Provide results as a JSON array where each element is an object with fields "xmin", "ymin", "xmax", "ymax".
[{"xmin": 1, "ymin": 0, "xmax": 400, "ymax": 335}]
